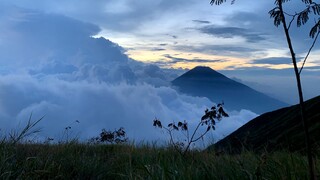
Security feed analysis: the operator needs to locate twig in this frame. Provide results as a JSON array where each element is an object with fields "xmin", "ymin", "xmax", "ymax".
[{"xmin": 299, "ymin": 30, "xmax": 320, "ymax": 74}]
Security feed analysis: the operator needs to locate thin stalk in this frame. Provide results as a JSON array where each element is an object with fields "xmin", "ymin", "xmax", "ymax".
[
  {"xmin": 299, "ymin": 30, "xmax": 320, "ymax": 74},
  {"xmin": 183, "ymin": 122, "xmax": 209, "ymax": 155},
  {"xmin": 278, "ymin": 1, "xmax": 316, "ymax": 179}
]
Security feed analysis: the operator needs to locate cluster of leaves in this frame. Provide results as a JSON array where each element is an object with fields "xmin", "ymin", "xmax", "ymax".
[
  {"xmin": 89, "ymin": 127, "xmax": 128, "ymax": 144},
  {"xmin": 212, "ymin": 0, "xmax": 320, "ymax": 38},
  {"xmin": 153, "ymin": 120, "xmax": 188, "ymax": 131},
  {"xmin": 201, "ymin": 103, "xmax": 229, "ymax": 132},
  {"xmin": 269, "ymin": 0, "xmax": 320, "ymax": 36},
  {"xmin": 153, "ymin": 103, "xmax": 228, "ymax": 155}
]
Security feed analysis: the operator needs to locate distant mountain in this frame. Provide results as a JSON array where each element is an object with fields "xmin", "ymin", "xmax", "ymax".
[
  {"xmin": 171, "ymin": 66, "xmax": 287, "ymax": 114},
  {"xmin": 211, "ymin": 95, "xmax": 320, "ymax": 153}
]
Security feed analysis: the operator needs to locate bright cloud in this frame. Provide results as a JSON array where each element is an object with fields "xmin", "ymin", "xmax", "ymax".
[{"xmin": 0, "ymin": 4, "xmax": 258, "ymax": 145}]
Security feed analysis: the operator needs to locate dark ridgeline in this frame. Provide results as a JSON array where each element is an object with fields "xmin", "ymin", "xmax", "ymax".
[
  {"xmin": 210, "ymin": 95, "xmax": 320, "ymax": 153},
  {"xmin": 171, "ymin": 66, "xmax": 288, "ymax": 114}
]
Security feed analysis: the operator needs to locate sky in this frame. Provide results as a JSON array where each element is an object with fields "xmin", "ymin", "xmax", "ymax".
[
  {"xmin": 3, "ymin": 0, "xmax": 319, "ymax": 70},
  {"xmin": 0, "ymin": 0, "xmax": 319, "ymax": 145}
]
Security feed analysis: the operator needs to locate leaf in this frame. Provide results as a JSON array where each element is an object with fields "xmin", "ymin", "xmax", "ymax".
[
  {"xmin": 302, "ymin": 0, "xmax": 313, "ymax": 4},
  {"xmin": 269, "ymin": 8, "xmax": 282, "ymax": 27},
  {"xmin": 311, "ymin": 4, "xmax": 320, "ymax": 15},
  {"xmin": 178, "ymin": 121, "xmax": 183, "ymax": 127},
  {"xmin": 207, "ymin": 126, "xmax": 211, "ymax": 132},
  {"xmin": 210, "ymin": 0, "xmax": 227, "ymax": 5},
  {"xmin": 297, "ymin": 8, "xmax": 310, "ymax": 27},
  {"xmin": 153, "ymin": 119, "xmax": 162, "ymax": 128},
  {"xmin": 182, "ymin": 123, "xmax": 188, "ymax": 131},
  {"xmin": 309, "ymin": 20, "xmax": 320, "ymax": 38},
  {"xmin": 219, "ymin": 107, "xmax": 229, "ymax": 117},
  {"xmin": 173, "ymin": 125, "xmax": 179, "ymax": 130},
  {"xmin": 168, "ymin": 123, "xmax": 173, "ymax": 127},
  {"xmin": 201, "ymin": 113, "xmax": 209, "ymax": 121}
]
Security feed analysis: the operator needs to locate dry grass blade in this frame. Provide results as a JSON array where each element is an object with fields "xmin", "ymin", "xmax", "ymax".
[{"xmin": 9, "ymin": 113, "xmax": 44, "ymax": 144}]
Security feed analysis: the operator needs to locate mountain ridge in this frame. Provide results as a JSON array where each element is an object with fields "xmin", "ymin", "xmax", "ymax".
[
  {"xmin": 171, "ymin": 66, "xmax": 288, "ymax": 114},
  {"xmin": 210, "ymin": 95, "xmax": 320, "ymax": 153}
]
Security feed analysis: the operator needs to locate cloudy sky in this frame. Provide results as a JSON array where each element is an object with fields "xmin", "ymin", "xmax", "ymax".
[
  {"xmin": 3, "ymin": 0, "xmax": 320, "ymax": 69},
  {"xmin": 0, "ymin": 0, "xmax": 319, "ymax": 144}
]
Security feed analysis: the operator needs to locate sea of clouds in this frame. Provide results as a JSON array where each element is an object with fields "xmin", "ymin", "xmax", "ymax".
[{"xmin": 0, "ymin": 4, "xmax": 257, "ymax": 146}]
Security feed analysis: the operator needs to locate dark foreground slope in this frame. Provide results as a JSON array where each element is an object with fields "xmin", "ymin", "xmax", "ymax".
[
  {"xmin": 172, "ymin": 66, "xmax": 287, "ymax": 114},
  {"xmin": 211, "ymin": 95, "xmax": 320, "ymax": 153}
]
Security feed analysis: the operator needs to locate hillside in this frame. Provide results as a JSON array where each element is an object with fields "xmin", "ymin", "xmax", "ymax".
[
  {"xmin": 211, "ymin": 95, "xmax": 320, "ymax": 153},
  {"xmin": 172, "ymin": 66, "xmax": 287, "ymax": 114}
]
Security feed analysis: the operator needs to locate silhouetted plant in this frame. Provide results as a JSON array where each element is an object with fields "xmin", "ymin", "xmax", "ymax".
[
  {"xmin": 60, "ymin": 120, "xmax": 80, "ymax": 143},
  {"xmin": 153, "ymin": 103, "xmax": 228, "ymax": 156},
  {"xmin": 89, "ymin": 127, "xmax": 128, "ymax": 144},
  {"xmin": 210, "ymin": 1, "xmax": 319, "ymax": 179},
  {"xmin": 9, "ymin": 114, "xmax": 44, "ymax": 145}
]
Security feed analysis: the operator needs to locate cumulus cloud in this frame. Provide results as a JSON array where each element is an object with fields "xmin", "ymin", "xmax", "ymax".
[
  {"xmin": 209, "ymin": 110, "xmax": 258, "ymax": 143},
  {"xmin": 0, "ymin": 74, "xmax": 212, "ymax": 141},
  {"xmin": 0, "ymin": 73, "xmax": 258, "ymax": 144},
  {"xmin": 0, "ymin": 4, "xmax": 259, "ymax": 145}
]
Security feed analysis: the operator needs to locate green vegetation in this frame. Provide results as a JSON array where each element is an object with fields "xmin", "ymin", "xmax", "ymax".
[
  {"xmin": 0, "ymin": 141, "xmax": 319, "ymax": 179},
  {"xmin": 0, "ymin": 110, "xmax": 319, "ymax": 179},
  {"xmin": 153, "ymin": 104, "xmax": 228, "ymax": 156},
  {"xmin": 1, "ymin": 99, "xmax": 319, "ymax": 178}
]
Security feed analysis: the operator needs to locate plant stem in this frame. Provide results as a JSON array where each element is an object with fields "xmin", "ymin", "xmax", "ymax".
[
  {"xmin": 183, "ymin": 122, "xmax": 203, "ymax": 155},
  {"xmin": 278, "ymin": 1, "xmax": 316, "ymax": 179}
]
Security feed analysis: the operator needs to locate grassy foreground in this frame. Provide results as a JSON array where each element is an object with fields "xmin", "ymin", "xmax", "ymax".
[{"xmin": 0, "ymin": 141, "xmax": 319, "ymax": 179}]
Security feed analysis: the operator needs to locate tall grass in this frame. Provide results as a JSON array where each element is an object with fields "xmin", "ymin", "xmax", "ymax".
[
  {"xmin": 0, "ymin": 141, "xmax": 319, "ymax": 179},
  {"xmin": 0, "ymin": 116, "xmax": 319, "ymax": 179}
]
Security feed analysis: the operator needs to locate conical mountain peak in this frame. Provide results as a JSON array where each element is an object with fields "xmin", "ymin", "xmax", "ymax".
[
  {"xmin": 177, "ymin": 66, "xmax": 227, "ymax": 80},
  {"xmin": 182, "ymin": 66, "xmax": 225, "ymax": 78},
  {"xmin": 171, "ymin": 66, "xmax": 287, "ymax": 114}
]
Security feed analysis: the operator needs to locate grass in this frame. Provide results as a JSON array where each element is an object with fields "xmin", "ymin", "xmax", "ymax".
[
  {"xmin": 1, "ymin": 115, "xmax": 319, "ymax": 179},
  {"xmin": 0, "ymin": 140, "xmax": 319, "ymax": 179}
]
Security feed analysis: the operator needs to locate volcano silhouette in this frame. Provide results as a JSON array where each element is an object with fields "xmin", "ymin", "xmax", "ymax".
[{"xmin": 172, "ymin": 66, "xmax": 287, "ymax": 114}]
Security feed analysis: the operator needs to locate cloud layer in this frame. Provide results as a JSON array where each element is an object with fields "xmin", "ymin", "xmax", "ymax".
[{"xmin": 0, "ymin": 4, "xmax": 258, "ymax": 145}]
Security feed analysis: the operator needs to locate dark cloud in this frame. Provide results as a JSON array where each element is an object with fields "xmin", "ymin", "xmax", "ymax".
[
  {"xmin": 250, "ymin": 57, "xmax": 307, "ymax": 65},
  {"xmin": 192, "ymin": 20, "xmax": 211, "ymax": 24},
  {"xmin": 150, "ymin": 48, "xmax": 166, "ymax": 51},
  {"xmin": 199, "ymin": 25, "xmax": 266, "ymax": 43},
  {"xmin": 223, "ymin": 10, "xmax": 320, "ymax": 54},
  {"xmin": 303, "ymin": 66, "xmax": 320, "ymax": 70},
  {"xmin": 173, "ymin": 45, "xmax": 260, "ymax": 58},
  {"xmin": 251, "ymin": 57, "xmax": 292, "ymax": 65},
  {"xmin": 0, "ymin": 5, "xmax": 128, "ymax": 69},
  {"xmin": 221, "ymin": 66, "xmax": 319, "ymax": 77},
  {"xmin": 163, "ymin": 54, "xmax": 227, "ymax": 64},
  {"xmin": 3, "ymin": 0, "xmax": 200, "ymax": 32}
]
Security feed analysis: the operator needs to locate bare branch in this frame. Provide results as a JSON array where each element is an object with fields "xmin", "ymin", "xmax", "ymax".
[
  {"xmin": 299, "ymin": 30, "xmax": 320, "ymax": 74},
  {"xmin": 288, "ymin": 14, "xmax": 297, "ymax": 29}
]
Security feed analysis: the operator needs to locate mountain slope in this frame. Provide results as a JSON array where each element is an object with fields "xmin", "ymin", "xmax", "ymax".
[
  {"xmin": 171, "ymin": 66, "xmax": 287, "ymax": 114},
  {"xmin": 211, "ymin": 95, "xmax": 320, "ymax": 153}
]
